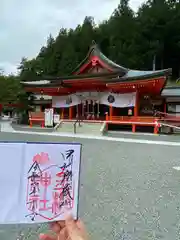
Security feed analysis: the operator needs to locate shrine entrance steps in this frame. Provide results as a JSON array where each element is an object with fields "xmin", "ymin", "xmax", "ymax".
[{"xmin": 56, "ymin": 121, "xmax": 104, "ymax": 135}]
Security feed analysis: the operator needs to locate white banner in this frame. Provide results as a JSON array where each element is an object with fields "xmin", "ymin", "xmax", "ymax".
[
  {"xmin": 52, "ymin": 92, "xmax": 136, "ymax": 108},
  {"xmin": 45, "ymin": 108, "xmax": 54, "ymax": 127},
  {"xmin": 100, "ymin": 92, "xmax": 136, "ymax": 107},
  {"xmin": 52, "ymin": 94, "xmax": 80, "ymax": 108},
  {"xmin": 76, "ymin": 92, "xmax": 100, "ymax": 100},
  {"xmin": 0, "ymin": 142, "xmax": 81, "ymax": 224}
]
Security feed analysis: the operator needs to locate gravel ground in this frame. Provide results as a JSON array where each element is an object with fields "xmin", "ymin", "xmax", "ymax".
[{"xmin": 0, "ymin": 132, "xmax": 180, "ymax": 240}]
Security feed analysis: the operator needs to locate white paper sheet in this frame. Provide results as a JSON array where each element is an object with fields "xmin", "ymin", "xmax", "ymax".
[{"xmin": 0, "ymin": 142, "xmax": 81, "ymax": 224}]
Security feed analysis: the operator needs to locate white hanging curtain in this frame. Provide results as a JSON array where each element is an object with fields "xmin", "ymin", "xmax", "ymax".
[
  {"xmin": 100, "ymin": 92, "xmax": 136, "ymax": 108},
  {"xmin": 52, "ymin": 92, "xmax": 136, "ymax": 108},
  {"xmin": 52, "ymin": 94, "xmax": 81, "ymax": 108}
]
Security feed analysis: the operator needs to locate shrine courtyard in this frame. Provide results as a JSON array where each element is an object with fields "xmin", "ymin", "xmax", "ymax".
[{"xmin": 0, "ymin": 132, "xmax": 180, "ymax": 240}]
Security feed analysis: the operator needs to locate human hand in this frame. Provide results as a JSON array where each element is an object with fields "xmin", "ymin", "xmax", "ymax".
[{"xmin": 39, "ymin": 215, "xmax": 88, "ymax": 240}]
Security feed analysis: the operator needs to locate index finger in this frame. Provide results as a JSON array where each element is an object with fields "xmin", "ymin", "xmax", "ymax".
[{"xmin": 49, "ymin": 221, "xmax": 65, "ymax": 233}]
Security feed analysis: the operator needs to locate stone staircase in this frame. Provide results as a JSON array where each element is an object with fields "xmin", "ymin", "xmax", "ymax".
[{"xmin": 57, "ymin": 121, "xmax": 105, "ymax": 135}]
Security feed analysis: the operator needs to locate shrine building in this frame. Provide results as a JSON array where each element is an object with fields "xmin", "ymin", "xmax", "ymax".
[{"xmin": 21, "ymin": 42, "xmax": 173, "ymax": 133}]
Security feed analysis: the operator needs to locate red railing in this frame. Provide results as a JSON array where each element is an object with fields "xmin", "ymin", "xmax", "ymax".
[
  {"xmin": 108, "ymin": 116, "xmax": 158, "ymax": 125},
  {"xmin": 29, "ymin": 111, "xmax": 45, "ymax": 127}
]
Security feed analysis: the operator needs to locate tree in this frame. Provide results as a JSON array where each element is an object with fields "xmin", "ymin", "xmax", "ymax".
[
  {"xmin": 18, "ymin": 57, "xmax": 41, "ymax": 81},
  {"xmin": 17, "ymin": 0, "xmax": 180, "ymax": 80}
]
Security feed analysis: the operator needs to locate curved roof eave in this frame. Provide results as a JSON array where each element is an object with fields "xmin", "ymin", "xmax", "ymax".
[
  {"xmin": 21, "ymin": 80, "xmax": 51, "ymax": 85},
  {"xmin": 125, "ymin": 68, "xmax": 172, "ymax": 78},
  {"xmin": 21, "ymin": 71, "xmax": 122, "ymax": 84},
  {"xmin": 98, "ymin": 51, "xmax": 127, "ymax": 73},
  {"xmin": 108, "ymin": 68, "xmax": 172, "ymax": 83},
  {"xmin": 71, "ymin": 41, "xmax": 128, "ymax": 75}
]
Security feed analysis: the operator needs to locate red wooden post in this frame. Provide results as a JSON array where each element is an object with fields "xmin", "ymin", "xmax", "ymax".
[
  {"xmin": 69, "ymin": 106, "xmax": 72, "ymax": 119},
  {"xmin": 132, "ymin": 91, "xmax": 138, "ymax": 133},
  {"xmin": 61, "ymin": 108, "xmax": 64, "ymax": 119},
  {"xmin": 29, "ymin": 112, "xmax": 32, "ymax": 127},
  {"xmin": 154, "ymin": 119, "xmax": 159, "ymax": 134},
  {"xmin": 41, "ymin": 121, "xmax": 44, "ymax": 128},
  {"xmin": 109, "ymin": 105, "xmax": 113, "ymax": 121},
  {"xmin": 132, "ymin": 125, "xmax": 136, "ymax": 133}
]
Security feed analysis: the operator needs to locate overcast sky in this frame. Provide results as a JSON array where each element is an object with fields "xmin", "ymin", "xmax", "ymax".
[{"xmin": 0, "ymin": 0, "xmax": 144, "ymax": 75}]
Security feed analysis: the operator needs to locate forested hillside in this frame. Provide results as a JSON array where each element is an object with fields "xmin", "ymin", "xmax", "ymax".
[
  {"xmin": 1, "ymin": 0, "xmax": 180, "ymax": 105},
  {"xmin": 18, "ymin": 0, "xmax": 180, "ymax": 81}
]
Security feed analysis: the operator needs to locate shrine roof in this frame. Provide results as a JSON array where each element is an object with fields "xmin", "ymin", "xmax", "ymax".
[
  {"xmin": 111, "ymin": 68, "xmax": 171, "ymax": 82},
  {"xmin": 24, "ymin": 80, "xmax": 51, "ymax": 85},
  {"xmin": 71, "ymin": 41, "xmax": 127, "ymax": 74},
  {"xmin": 21, "ymin": 41, "xmax": 172, "ymax": 88},
  {"xmin": 161, "ymin": 86, "xmax": 180, "ymax": 97},
  {"xmin": 21, "ymin": 71, "xmax": 121, "ymax": 87},
  {"xmin": 22, "ymin": 68, "xmax": 171, "ymax": 86},
  {"xmin": 21, "ymin": 68, "xmax": 171, "ymax": 88}
]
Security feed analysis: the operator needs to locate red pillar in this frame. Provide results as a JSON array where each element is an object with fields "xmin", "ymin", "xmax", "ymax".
[
  {"xmin": 61, "ymin": 108, "xmax": 64, "ymax": 119},
  {"xmin": 109, "ymin": 105, "xmax": 113, "ymax": 121},
  {"xmin": 154, "ymin": 119, "xmax": 159, "ymax": 134},
  {"xmin": 134, "ymin": 91, "xmax": 138, "ymax": 117},
  {"xmin": 132, "ymin": 91, "xmax": 138, "ymax": 133},
  {"xmin": 69, "ymin": 106, "xmax": 72, "ymax": 119}
]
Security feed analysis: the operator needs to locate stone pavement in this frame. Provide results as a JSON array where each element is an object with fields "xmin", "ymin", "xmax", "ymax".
[
  {"xmin": 57, "ymin": 122, "xmax": 103, "ymax": 135},
  {"xmin": 0, "ymin": 132, "xmax": 180, "ymax": 239},
  {"xmin": 0, "ymin": 120, "xmax": 15, "ymax": 132}
]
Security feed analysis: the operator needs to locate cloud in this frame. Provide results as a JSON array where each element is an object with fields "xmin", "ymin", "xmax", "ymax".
[
  {"xmin": 130, "ymin": 0, "xmax": 144, "ymax": 10},
  {"xmin": 0, "ymin": 0, "xmax": 144, "ymax": 75},
  {"xmin": 0, "ymin": 62, "xmax": 19, "ymax": 75}
]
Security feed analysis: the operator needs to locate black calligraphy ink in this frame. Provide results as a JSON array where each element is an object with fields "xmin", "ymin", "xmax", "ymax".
[
  {"xmin": 57, "ymin": 149, "xmax": 74, "ymax": 209},
  {"xmin": 26, "ymin": 161, "xmax": 42, "ymax": 221}
]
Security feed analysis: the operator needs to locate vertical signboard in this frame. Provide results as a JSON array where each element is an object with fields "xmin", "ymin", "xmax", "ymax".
[{"xmin": 45, "ymin": 108, "xmax": 54, "ymax": 127}]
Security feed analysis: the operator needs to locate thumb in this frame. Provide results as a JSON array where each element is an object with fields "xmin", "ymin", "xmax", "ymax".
[
  {"xmin": 76, "ymin": 220, "xmax": 88, "ymax": 239},
  {"xmin": 65, "ymin": 215, "xmax": 80, "ymax": 239}
]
